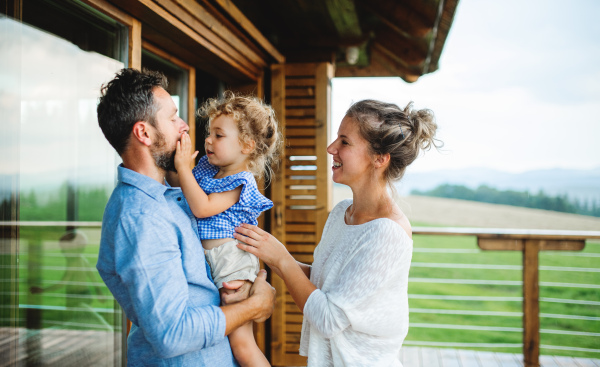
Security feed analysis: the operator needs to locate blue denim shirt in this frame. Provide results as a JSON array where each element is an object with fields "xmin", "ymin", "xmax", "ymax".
[{"xmin": 97, "ymin": 165, "xmax": 238, "ymax": 366}]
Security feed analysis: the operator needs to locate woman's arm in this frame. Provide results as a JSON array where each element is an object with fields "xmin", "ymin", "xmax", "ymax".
[
  {"xmin": 174, "ymin": 133, "xmax": 241, "ymax": 218},
  {"xmin": 234, "ymin": 224, "xmax": 315, "ymax": 312}
]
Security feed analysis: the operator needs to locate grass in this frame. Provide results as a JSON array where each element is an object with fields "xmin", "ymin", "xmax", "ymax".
[{"xmin": 405, "ymin": 230, "xmax": 600, "ymax": 358}]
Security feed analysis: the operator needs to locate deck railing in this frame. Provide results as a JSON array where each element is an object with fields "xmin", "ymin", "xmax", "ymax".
[
  {"xmin": 3, "ymin": 222, "xmax": 600, "ymax": 366},
  {"xmin": 409, "ymin": 227, "xmax": 600, "ymax": 367}
]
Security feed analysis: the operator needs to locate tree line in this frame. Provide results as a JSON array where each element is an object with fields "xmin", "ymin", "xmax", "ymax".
[{"xmin": 411, "ymin": 184, "xmax": 600, "ymax": 218}]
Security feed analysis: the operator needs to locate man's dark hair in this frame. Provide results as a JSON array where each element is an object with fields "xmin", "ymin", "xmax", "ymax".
[{"xmin": 97, "ymin": 68, "xmax": 168, "ymax": 155}]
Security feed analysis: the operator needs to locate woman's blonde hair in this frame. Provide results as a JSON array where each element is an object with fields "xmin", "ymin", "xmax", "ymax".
[
  {"xmin": 345, "ymin": 99, "xmax": 442, "ymax": 184},
  {"xmin": 198, "ymin": 91, "xmax": 283, "ymax": 184}
]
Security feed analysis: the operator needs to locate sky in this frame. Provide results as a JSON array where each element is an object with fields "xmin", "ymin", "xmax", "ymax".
[{"xmin": 331, "ymin": 0, "xmax": 600, "ymax": 174}]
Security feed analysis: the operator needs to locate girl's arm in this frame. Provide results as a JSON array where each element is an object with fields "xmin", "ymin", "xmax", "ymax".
[
  {"xmin": 234, "ymin": 224, "xmax": 315, "ymax": 312},
  {"xmin": 174, "ymin": 133, "xmax": 242, "ymax": 218}
]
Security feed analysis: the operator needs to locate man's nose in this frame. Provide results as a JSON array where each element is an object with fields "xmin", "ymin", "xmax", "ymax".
[{"xmin": 181, "ymin": 120, "xmax": 190, "ymax": 133}]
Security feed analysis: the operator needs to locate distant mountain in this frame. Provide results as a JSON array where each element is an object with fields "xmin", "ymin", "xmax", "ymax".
[{"xmin": 397, "ymin": 167, "xmax": 600, "ymax": 202}]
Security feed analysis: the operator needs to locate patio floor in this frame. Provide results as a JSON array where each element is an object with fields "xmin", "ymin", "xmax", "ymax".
[
  {"xmin": 1, "ymin": 328, "xmax": 599, "ymax": 366},
  {"xmin": 398, "ymin": 346, "xmax": 600, "ymax": 367}
]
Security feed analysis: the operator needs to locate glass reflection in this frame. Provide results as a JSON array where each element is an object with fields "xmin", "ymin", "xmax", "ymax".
[{"xmin": 1, "ymin": 0, "xmax": 126, "ymax": 364}]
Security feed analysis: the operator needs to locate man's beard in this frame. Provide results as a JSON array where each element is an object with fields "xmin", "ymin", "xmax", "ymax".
[{"xmin": 151, "ymin": 128, "xmax": 177, "ymax": 172}]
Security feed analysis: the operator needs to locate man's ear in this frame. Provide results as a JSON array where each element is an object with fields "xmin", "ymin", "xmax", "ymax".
[
  {"xmin": 132, "ymin": 121, "xmax": 152, "ymax": 147},
  {"xmin": 242, "ymin": 139, "xmax": 255, "ymax": 155},
  {"xmin": 373, "ymin": 152, "xmax": 391, "ymax": 169}
]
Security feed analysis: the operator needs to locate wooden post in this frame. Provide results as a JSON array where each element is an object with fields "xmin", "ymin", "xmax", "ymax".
[
  {"xmin": 523, "ymin": 240, "xmax": 540, "ymax": 367},
  {"xmin": 269, "ymin": 63, "xmax": 286, "ymax": 366}
]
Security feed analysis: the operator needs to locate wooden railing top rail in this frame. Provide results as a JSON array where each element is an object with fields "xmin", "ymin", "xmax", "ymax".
[
  {"xmin": 412, "ymin": 226, "xmax": 600, "ymax": 240},
  {"xmin": 3, "ymin": 222, "xmax": 600, "ymax": 239}
]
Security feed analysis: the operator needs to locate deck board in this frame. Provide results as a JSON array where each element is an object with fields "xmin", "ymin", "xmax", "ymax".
[
  {"xmin": 420, "ymin": 347, "xmax": 441, "ymax": 367},
  {"xmin": 457, "ymin": 349, "xmax": 482, "ymax": 367},
  {"xmin": 439, "ymin": 348, "xmax": 461, "ymax": 367},
  {"xmin": 397, "ymin": 347, "xmax": 600, "ymax": 367}
]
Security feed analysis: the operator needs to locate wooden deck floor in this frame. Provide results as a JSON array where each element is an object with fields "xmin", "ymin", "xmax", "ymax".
[
  {"xmin": 398, "ymin": 347, "xmax": 600, "ymax": 367},
  {"xmin": 286, "ymin": 347, "xmax": 600, "ymax": 367},
  {"xmin": 2, "ymin": 328, "xmax": 599, "ymax": 366}
]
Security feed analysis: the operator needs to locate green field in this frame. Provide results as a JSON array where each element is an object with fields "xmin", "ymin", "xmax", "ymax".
[{"xmin": 405, "ymin": 226, "xmax": 600, "ymax": 358}]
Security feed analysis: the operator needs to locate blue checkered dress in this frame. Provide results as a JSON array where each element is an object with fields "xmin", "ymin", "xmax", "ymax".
[{"xmin": 191, "ymin": 156, "xmax": 273, "ymax": 240}]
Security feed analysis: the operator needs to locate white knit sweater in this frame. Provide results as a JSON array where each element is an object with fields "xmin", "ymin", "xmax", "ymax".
[{"xmin": 299, "ymin": 199, "xmax": 413, "ymax": 367}]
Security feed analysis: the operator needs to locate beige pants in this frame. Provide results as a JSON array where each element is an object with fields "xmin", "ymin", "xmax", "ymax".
[{"xmin": 204, "ymin": 240, "xmax": 260, "ymax": 289}]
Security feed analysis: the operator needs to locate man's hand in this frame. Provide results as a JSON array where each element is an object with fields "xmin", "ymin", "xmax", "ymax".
[
  {"xmin": 247, "ymin": 270, "xmax": 276, "ymax": 323},
  {"xmin": 220, "ymin": 270, "xmax": 276, "ymax": 335},
  {"xmin": 221, "ymin": 280, "xmax": 252, "ymax": 305}
]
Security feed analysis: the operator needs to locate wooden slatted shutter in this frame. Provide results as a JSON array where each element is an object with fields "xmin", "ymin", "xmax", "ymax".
[{"xmin": 269, "ymin": 62, "xmax": 334, "ymax": 366}]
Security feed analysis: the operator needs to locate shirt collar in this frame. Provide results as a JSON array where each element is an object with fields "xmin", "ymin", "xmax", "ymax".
[{"xmin": 117, "ymin": 164, "xmax": 168, "ymax": 200}]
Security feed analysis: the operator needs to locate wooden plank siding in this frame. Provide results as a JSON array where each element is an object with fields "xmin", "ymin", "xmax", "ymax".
[{"xmin": 269, "ymin": 62, "xmax": 333, "ymax": 366}]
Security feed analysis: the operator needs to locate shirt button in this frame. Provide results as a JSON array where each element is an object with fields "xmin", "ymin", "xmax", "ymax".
[{"xmin": 177, "ymin": 197, "xmax": 182, "ymax": 201}]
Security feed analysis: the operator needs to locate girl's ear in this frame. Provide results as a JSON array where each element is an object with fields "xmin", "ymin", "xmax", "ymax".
[
  {"xmin": 242, "ymin": 139, "xmax": 255, "ymax": 155},
  {"xmin": 373, "ymin": 152, "xmax": 390, "ymax": 169},
  {"xmin": 132, "ymin": 121, "xmax": 152, "ymax": 147}
]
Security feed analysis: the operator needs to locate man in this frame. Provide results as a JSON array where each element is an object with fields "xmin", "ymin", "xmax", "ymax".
[{"xmin": 96, "ymin": 68, "xmax": 275, "ymax": 366}]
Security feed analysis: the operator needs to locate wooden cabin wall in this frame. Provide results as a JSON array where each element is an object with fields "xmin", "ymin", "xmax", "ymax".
[{"xmin": 269, "ymin": 62, "xmax": 333, "ymax": 366}]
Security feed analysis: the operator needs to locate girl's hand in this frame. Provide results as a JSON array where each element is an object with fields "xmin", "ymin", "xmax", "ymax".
[
  {"xmin": 174, "ymin": 133, "xmax": 199, "ymax": 172},
  {"xmin": 234, "ymin": 224, "xmax": 294, "ymax": 278}
]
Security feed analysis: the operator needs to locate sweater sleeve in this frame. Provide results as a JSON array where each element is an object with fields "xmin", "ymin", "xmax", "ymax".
[{"xmin": 303, "ymin": 220, "xmax": 412, "ymax": 339}]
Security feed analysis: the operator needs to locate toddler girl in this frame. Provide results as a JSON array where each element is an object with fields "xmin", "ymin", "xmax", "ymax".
[{"xmin": 173, "ymin": 91, "xmax": 281, "ymax": 367}]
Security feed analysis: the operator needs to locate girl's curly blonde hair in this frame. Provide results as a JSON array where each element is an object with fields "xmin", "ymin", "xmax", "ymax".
[{"xmin": 198, "ymin": 91, "xmax": 283, "ymax": 184}]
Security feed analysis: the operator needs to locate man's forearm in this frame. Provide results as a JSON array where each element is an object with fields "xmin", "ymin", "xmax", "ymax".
[
  {"xmin": 220, "ymin": 296, "xmax": 259, "ymax": 336},
  {"xmin": 220, "ymin": 270, "xmax": 275, "ymax": 335}
]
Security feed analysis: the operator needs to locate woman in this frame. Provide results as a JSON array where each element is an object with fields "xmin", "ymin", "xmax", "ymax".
[{"xmin": 235, "ymin": 99, "xmax": 440, "ymax": 366}]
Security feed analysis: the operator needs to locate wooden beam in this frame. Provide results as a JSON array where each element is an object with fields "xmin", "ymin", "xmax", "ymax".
[
  {"xmin": 142, "ymin": 24, "xmax": 250, "ymax": 84},
  {"xmin": 523, "ymin": 240, "xmax": 540, "ymax": 367},
  {"xmin": 478, "ymin": 239, "xmax": 585, "ymax": 251},
  {"xmin": 188, "ymin": 67, "xmax": 196, "ymax": 155},
  {"xmin": 151, "ymin": 0, "xmax": 262, "ymax": 75},
  {"xmin": 336, "ymin": 44, "xmax": 421, "ymax": 82},
  {"xmin": 81, "ymin": 0, "xmax": 136, "ymax": 27},
  {"xmin": 356, "ymin": 0, "xmax": 433, "ymax": 38},
  {"xmin": 172, "ymin": 0, "xmax": 267, "ymax": 68},
  {"xmin": 209, "ymin": 0, "xmax": 285, "ymax": 63},
  {"xmin": 324, "ymin": 0, "xmax": 362, "ymax": 40},
  {"xmin": 413, "ymin": 227, "xmax": 600, "ymax": 241},
  {"xmin": 478, "ymin": 239, "xmax": 524, "ymax": 251},
  {"xmin": 269, "ymin": 63, "xmax": 286, "ymax": 366},
  {"xmin": 540, "ymin": 240, "xmax": 585, "ymax": 251},
  {"xmin": 130, "ymin": 19, "xmax": 142, "ymax": 69},
  {"xmin": 115, "ymin": 0, "xmax": 260, "ymax": 80},
  {"xmin": 374, "ymin": 27, "xmax": 428, "ymax": 66}
]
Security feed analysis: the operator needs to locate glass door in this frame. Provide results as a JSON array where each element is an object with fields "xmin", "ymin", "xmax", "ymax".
[{"xmin": 1, "ymin": 0, "xmax": 127, "ymax": 365}]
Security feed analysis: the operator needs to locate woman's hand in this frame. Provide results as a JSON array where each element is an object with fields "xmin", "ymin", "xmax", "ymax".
[
  {"xmin": 234, "ymin": 224, "xmax": 293, "ymax": 278},
  {"xmin": 174, "ymin": 132, "xmax": 199, "ymax": 173}
]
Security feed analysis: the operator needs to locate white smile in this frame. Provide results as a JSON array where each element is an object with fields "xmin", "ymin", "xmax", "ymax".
[{"xmin": 333, "ymin": 161, "xmax": 342, "ymax": 168}]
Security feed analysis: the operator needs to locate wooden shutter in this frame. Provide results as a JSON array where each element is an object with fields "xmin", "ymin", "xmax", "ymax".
[{"xmin": 270, "ymin": 62, "xmax": 333, "ymax": 366}]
